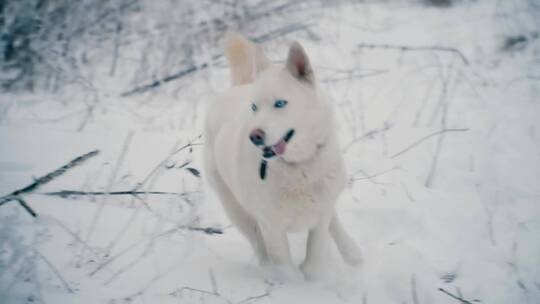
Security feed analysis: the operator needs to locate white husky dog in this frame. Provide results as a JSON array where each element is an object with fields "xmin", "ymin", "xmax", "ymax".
[{"xmin": 204, "ymin": 33, "xmax": 362, "ymax": 280}]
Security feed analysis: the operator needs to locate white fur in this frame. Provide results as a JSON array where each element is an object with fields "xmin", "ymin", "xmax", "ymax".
[{"xmin": 204, "ymin": 33, "xmax": 362, "ymax": 281}]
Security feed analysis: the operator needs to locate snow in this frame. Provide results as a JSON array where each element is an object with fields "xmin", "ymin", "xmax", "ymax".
[{"xmin": 1, "ymin": 1, "xmax": 539, "ymax": 303}]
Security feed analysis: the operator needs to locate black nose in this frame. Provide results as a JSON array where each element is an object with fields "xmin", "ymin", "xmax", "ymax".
[{"xmin": 249, "ymin": 128, "xmax": 265, "ymax": 146}]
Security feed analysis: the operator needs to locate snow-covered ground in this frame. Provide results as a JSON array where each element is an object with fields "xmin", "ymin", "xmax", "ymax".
[{"xmin": 1, "ymin": 1, "xmax": 539, "ymax": 303}]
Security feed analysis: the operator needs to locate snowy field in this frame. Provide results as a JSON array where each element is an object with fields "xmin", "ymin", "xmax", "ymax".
[{"xmin": 1, "ymin": 1, "xmax": 539, "ymax": 303}]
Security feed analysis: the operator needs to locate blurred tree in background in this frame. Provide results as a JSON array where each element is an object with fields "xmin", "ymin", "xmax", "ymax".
[{"xmin": 0, "ymin": 0, "xmax": 136, "ymax": 91}]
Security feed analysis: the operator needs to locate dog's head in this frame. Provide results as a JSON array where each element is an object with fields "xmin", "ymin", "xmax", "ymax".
[{"xmin": 247, "ymin": 42, "xmax": 332, "ymax": 163}]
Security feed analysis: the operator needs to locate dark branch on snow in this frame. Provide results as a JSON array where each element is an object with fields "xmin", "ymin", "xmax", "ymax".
[
  {"xmin": 0, "ymin": 150, "xmax": 100, "ymax": 217},
  {"xmin": 121, "ymin": 64, "xmax": 208, "ymax": 97},
  {"xmin": 438, "ymin": 288, "xmax": 479, "ymax": 304},
  {"xmin": 42, "ymin": 190, "xmax": 194, "ymax": 198}
]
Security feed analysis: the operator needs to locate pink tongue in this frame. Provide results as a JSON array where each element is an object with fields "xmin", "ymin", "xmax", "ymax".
[{"xmin": 272, "ymin": 140, "xmax": 287, "ymax": 155}]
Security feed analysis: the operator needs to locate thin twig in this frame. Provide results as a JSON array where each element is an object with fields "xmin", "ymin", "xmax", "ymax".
[
  {"xmin": 85, "ymin": 132, "xmax": 132, "ymax": 246},
  {"xmin": 157, "ymin": 224, "xmax": 224, "ymax": 236},
  {"xmin": 133, "ymin": 137, "xmax": 202, "ymax": 192},
  {"xmin": 104, "ymin": 195, "xmax": 141, "ymax": 256},
  {"xmin": 40, "ymin": 216, "xmax": 98, "ymax": 256},
  {"xmin": 343, "ymin": 123, "xmax": 394, "ymax": 153},
  {"xmin": 119, "ymin": 259, "xmax": 190, "ymax": 302},
  {"xmin": 322, "ymin": 70, "xmax": 388, "ymax": 83},
  {"xmin": 401, "ymin": 182, "xmax": 416, "ymax": 202},
  {"xmin": 425, "ymin": 124, "xmax": 447, "ymax": 187},
  {"xmin": 349, "ymin": 167, "xmax": 396, "ymax": 182},
  {"xmin": 104, "ymin": 249, "xmax": 150, "ymax": 286},
  {"xmin": 13, "ymin": 197, "xmax": 37, "ymax": 218},
  {"xmin": 485, "ymin": 205, "xmax": 497, "ymax": 246},
  {"xmin": 169, "ymin": 286, "xmax": 269, "ymax": 304},
  {"xmin": 390, "ymin": 128, "xmax": 468, "ymax": 159},
  {"xmin": 425, "ymin": 58, "xmax": 458, "ymax": 188},
  {"xmin": 88, "ymin": 241, "xmax": 141, "ymax": 276},
  {"xmin": 35, "ymin": 250, "xmax": 74, "ymax": 293},
  {"xmin": 186, "ymin": 226, "xmax": 223, "ymax": 235},
  {"xmin": 237, "ymin": 291, "xmax": 270, "ymax": 304},
  {"xmin": 438, "ymin": 288, "xmax": 476, "ymax": 304},
  {"xmin": 251, "ymin": 22, "xmax": 311, "ymax": 43},
  {"xmin": 414, "ymin": 77, "xmax": 437, "ymax": 127},
  {"xmin": 77, "ymin": 94, "xmax": 99, "ymax": 132},
  {"xmin": 109, "ymin": 1, "xmax": 124, "ymax": 77},
  {"xmin": 102, "ymin": 223, "xmax": 223, "ymax": 286},
  {"xmin": 411, "ymin": 274, "xmax": 420, "ymax": 304},
  {"xmin": 209, "ymin": 268, "xmax": 218, "ymax": 295},
  {"xmin": 357, "ymin": 42, "xmax": 469, "ymax": 65},
  {"xmin": 88, "ymin": 223, "xmax": 222, "ymax": 276},
  {"xmin": 170, "ymin": 287, "xmax": 230, "ymax": 303}
]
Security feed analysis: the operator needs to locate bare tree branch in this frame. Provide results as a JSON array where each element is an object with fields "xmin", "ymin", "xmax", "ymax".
[
  {"xmin": 251, "ymin": 22, "xmax": 311, "ymax": 43},
  {"xmin": 121, "ymin": 64, "xmax": 208, "ymax": 97},
  {"xmin": 0, "ymin": 150, "xmax": 100, "ymax": 205},
  {"xmin": 390, "ymin": 128, "xmax": 468, "ymax": 159},
  {"xmin": 357, "ymin": 42, "xmax": 470, "ymax": 65},
  {"xmin": 0, "ymin": 150, "xmax": 100, "ymax": 216},
  {"xmin": 42, "ymin": 190, "xmax": 194, "ymax": 198},
  {"xmin": 438, "ymin": 288, "xmax": 477, "ymax": 304}
]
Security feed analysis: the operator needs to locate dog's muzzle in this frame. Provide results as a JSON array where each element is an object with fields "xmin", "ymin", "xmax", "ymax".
[
  {"xmin": 251, "ymin": 129, "xmax": 295, "ymax": 180},
  {"xmin": 249, "ymin": 129, "xmax": 295, "ymax": 159}
]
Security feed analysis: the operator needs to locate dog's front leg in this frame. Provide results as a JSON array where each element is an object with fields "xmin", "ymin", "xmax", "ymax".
[
  {"xmin": 300, "ymin": 215, "xmax": 332, "ymax": 280},
  {"xmin": 258, "ymin": 222, "xmax": 302, "ymax": 281}
]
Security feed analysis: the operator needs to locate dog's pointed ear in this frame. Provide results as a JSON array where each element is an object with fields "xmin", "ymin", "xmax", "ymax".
[
  {"xmin": 225, "ymin": 32, "xmax": 271, "ymax": 85},
  {"xmin": 286, "ymin": 42, "xmax": 313, "ymax": 83}
]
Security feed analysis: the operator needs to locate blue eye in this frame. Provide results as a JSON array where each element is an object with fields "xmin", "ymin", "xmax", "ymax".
[
  {"xmin": 251, "ymin": 103, "xmax": 258, "ymax": 112},
  {"xmin": 274, "ymin": 99, "xmax": 288, "ymax": 108}
]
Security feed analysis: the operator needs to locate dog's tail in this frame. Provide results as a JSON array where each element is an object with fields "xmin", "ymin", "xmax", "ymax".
[{"xmin": 225, "ymin": 32, "xmax": 270, "ymax": 86}]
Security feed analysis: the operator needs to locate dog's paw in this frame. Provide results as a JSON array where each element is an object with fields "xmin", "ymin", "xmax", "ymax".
[
  {"xmin": 342, "ymin": 245, "xmax": 363, "ymax": 267},
  {"xmin": 262, "ymin": 264, "xmax": 304, "ymax": 283},
  {"xmin": 300, "ymin": 260, "xmax": 327, "ymax": 281}
]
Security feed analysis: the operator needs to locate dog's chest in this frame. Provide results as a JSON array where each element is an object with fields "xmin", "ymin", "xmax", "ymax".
[
  {"xmin": 235, "ymin": 142, "xmax": 345, "ymax": 232},
  {"xmin": 257, "ymin": 171, "xmax": 329, "ymax": 232}
]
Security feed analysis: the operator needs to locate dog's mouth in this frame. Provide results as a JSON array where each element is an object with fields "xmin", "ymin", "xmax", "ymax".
[
  {"xmin": 262, "ymin": 129, "xmax": 295, "ymax": 159},
  {"xmin": 258, "ymin": 129, "xmax": 294, "ymax": 180}
]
